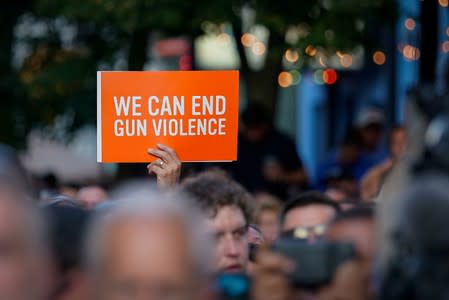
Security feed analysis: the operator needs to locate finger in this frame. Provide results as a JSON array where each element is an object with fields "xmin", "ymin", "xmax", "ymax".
[
  {"xmin": 157, "ymin": 144, "xmax": 180, "ymax": 162},
  {"xmin": 147, "ymin": 148, "xmax": 171, "ymax": 163},
  {"xmin": 255, "ymin": 249, "xmax": 295, "ymax": 273}
]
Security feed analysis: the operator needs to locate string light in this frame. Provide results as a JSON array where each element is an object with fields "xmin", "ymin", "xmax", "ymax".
[
  {"xmin": 439, "ymin": 0, "xmax": 448, "ymax": 7},
  {"xmin": 305, "ymin": 45, "xmax": 317, "ymax": 57},
  {"xmin": 278, "ymin": 72, "xmax": 293, "ymax": 88},
  {"xmin": 252, "ymin": 42, "xmax": 266, "ymax": 56},
  {"xmin": 241, "ymin": 33, "xmax": 256, "ymax": 47},
  {"xmin": 285, "ymin": 49, "xmax": 299, "ymax": 63},
  {"xmin": 404, "ymin": 18, "xmax": 416, "ymax": 31},
  {"xmin": 373, "ymin": 51, "xmax": 386, "ymax": 65},
  {"xmin": 340, "ymin": 54, "xmax": 353, "ymax": 68}
]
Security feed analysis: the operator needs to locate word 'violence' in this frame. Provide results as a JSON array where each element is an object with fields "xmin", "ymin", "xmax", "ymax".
[{"xmin": 112, "ymin": 95, "xmax": 227, "ymax": 137}]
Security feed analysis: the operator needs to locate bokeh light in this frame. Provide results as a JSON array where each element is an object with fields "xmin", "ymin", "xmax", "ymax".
[
  {"xmin": 241, "ymin": 33, "xmax": 256, "ymax": 47},
  {"xmin": 340, "ymin": 54, "xmax": 353, "ymax": 68},
  {"xmin": 404, "ymin": 18, "xmax": 416, "ymax": 31},
  {"xmin": 442, "ymin": 41, "xmax": 449, "ymax": 53},
  {"xmin": 439, "ymin": 0, "xmax": 448, "ymax": 7},
  {"xmin": 252, "ymin": 42, "xmax": 266, "ymax": 56},
  {"xmin": 373, "ymin": 51, "xmax": 386, "ymax": 65},
  {"xmin": 402, "ymin": 45, "xmax": 420, "ymax": 61},
  {"xmin": 285, "ymin": 49, "xmax": 299, "ymax": 63},
  {"xmin": 305, "ymin": 45, "xmax": 317, "ymax": 57},
  {"xmin": 278, "ymin": 71, "xmax": 293, "ymax": 88},
  {"xmin": 323, "ymin": 69, "xmax": 338, "ymax": 85},
  {"xmin": 290, "ymin": 70, "xmax": 302, "ymax": 85},
  {"xmin": 314, "ymin": 70, "xmax": 324, "ymax": 84}
]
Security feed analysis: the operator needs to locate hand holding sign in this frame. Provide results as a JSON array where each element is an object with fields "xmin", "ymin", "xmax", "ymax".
[{"xmin": 147, "ymin": 144, "xmax": 181, "ymax": 188}]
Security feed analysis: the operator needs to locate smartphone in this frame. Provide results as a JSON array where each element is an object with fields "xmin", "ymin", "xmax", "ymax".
[{"xmin": 272, "ymin": 238, "xmax": 355, "ymax": 288}]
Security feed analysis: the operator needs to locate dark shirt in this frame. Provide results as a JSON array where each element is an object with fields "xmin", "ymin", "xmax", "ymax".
[{"xmin": 226, "ymin": 129, "xmax": 305, "ymax": 200}]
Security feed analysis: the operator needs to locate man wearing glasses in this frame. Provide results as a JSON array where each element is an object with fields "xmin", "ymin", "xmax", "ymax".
[{"xmin": 279, "ymin": 192, "xmax": 341, "ymax": 242}]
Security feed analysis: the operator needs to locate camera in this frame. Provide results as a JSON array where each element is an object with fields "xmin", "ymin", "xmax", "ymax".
[{"xmin": 272, "ymin": 238, "xmax": 356, "ymax": 288}]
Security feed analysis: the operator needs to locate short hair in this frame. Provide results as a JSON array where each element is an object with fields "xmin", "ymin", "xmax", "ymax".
[
  {"xmin": 331, "ymin": 205, "xmax": 375, "ymax": 226},
  {"xmin": 255, "ymin": 196, "xmax": 282, "ymax": 223},
  {"xmin": 180, "ymin": 170, "xmax": 254, "ymax": 224},
  {"xmin": 280, "ymin": 191, "xmax": 341, "ymax": 226},
  {"xmin": 84, "ymin": 181, "xmax": 211, "ymax": 277}
]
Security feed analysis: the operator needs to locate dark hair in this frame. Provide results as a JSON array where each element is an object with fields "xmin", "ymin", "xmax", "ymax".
[
  {"xmin": 43, "ymin": 205, "xmax": 91, "ymax": 274},
  {"xmin": 280, "ymin": 191, "xmax": 341, "ymax": 226},
  {"xmin": 180, "ymin": 170, "xmax": 253, "ymax": 224},
  {"xmin": 331, "ymin": 205, "xmax": 375, "ymax": 226}
]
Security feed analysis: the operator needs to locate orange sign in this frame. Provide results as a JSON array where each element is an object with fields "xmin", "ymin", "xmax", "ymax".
[{"xmin": 97, "ymin": 70, "xmax": 240, "ymax": 163}]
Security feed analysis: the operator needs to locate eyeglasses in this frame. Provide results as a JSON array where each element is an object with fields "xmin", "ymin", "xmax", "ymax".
[{"xmin": 281, "ymin": 224, "xmax": 328, "ymax": 240}]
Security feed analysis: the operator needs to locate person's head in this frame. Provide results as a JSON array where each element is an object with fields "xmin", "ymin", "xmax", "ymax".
[
  {"xmin": 338, "ymin": 130, "xmax": 362, "ymax": 165},
  {"xmin": 77, "ymin": 185, "xmax": 108, "ymax": 210},
  {"xmin": 280, "ymin": 192, "xmax": 340, "ymax": 242},
  {"xmin": 0, "ymin": 180, "xmax": 51, "ymax": 300},
  {"xmin": 0, "ymin": 144, "xmax": 34, "ymax": 195},
  {"xmin": 181, "ymin": 170, "xmax": 253, "ymax": 274},
  {"xmin": 326, "ymin": 206, "xmax": 376, "ymax": 271},
  {"xmin": 389, "ymin": 125, "xmax": 407, "ymax": 161},
  {"xmin": 85, "ymin": 183, "xmax": 211, "ymax": 300},
  {"xmin": 356, "ymin": 107, "xmax": 386, "ymax": 151},
  {"xmin": 43, "ymin": 204, "xmax": 91, "ymax": 300},
  {"xmin": 254, "ymin": 195, "xmax": 282, "ymax": 244},
  {"xmin": 241, "ymin": 103, "xmax": 270, "ymax": 143}
]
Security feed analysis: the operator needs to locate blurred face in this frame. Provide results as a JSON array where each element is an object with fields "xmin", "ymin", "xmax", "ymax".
[
  {"xmin": 326, "ymin": 219, "xmax": 375, "ymax": 272},
  {"xmin": 360, "ymin": 125, "xmax": 383, "ymax": 150},
  {"xmin": 0, "ymin": 191, "xmax": 49, "ymax": 300},
  {"xmin": 77, "ymin": 186, "xmax": 108, "ymax": 210},
  {"xmin": 390, "ymin": 128, "xmax": 407, "ymax": 160},
  {"xmin": 206, "ymin": 205, "xmax": 248, "ymax": 274},
  {"xmin": 339, "ymin": 144, "xmax": 359, "ymax": 165},
  {"xmin": 257, "ymin": 209, "xmax": 279, "ymax": 244},
  {"xmin": 94, "ymin": 217, "xmax": 202, "ymax": 300},
  {"xmin": 282, "ymin": 205, "xmax": 336, "ymax": 242}
]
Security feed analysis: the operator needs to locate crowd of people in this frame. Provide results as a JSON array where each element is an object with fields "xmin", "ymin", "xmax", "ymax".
[{"xmin": 0, "ymin": 104, "xmax": 409, "ymax": 300}]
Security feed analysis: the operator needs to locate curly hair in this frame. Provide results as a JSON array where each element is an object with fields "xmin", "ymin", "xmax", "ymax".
[{"xmin": 180, "ymin": 170, "xmax": 254, "ymax": 224}]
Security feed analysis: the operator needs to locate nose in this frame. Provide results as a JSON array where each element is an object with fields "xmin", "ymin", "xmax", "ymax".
[{"xmin": 224, "ymin": 235, "xmax": 240, "ymax": 257}]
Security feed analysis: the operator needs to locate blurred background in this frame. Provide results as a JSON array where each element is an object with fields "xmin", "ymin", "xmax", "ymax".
[{"xmin": 0, "ymin": 0, "xmax": 446, "ymax": 189}]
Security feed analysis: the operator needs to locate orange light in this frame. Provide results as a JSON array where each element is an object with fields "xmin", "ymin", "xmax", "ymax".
[
  {"xmin": 439, "ymin": 0, "xmax": 448, "ymax": 7},
  {"xmin": 305, "ymin": 45, "xmax": 317, "ymax": 57},
  {"xmin": 336, "ymin": 51, "xmax": 344, "ymax": 58},
  {"xmin": 402, "ymin": 45, "xmax": 420, "ymax": 61},
  {"xmin": 323, "ymin": 69, "xmax": 337, "ymax": 85},
  {"xmin": 278, "ymin": 72, "xmax": 293, "ymax": 88},
  {"xmin": 442, "ymin": 41, "xmax": 449, "ymax": 53},
  {"xmin": 252, "ymin": 42, "xmax": 266, "ymax": 56},
  {"xmin": 373, "ymin": 51, "xmax": 386, "ymax": 65},
  {"xmin": 404, "ymin": 18, "xmax": 416, "ymax": 31},
  {"xmin": 446, "ymin": 27, "xmax": 449, "ymax": 36},
  {"xmin": 340, "ymin": 54, "xmax": 353, "ymax": 68},
  {"xmin": 285, "ymin": 49, "xmax": 299, "ymax": 63},
  {"xmin": 241, "ymin": 33, "xmax": 256, "ymax": 47}
]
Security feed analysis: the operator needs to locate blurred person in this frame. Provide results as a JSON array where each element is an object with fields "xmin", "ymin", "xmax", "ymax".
[
  {"xmin": 360, "ymin": 125, "xmax": 407, "ymax": 201},
  {"xmin": 181, "ymin": 170, "xmax": 253, "ymax": 274},
  {"xmin": 84, "ymin": 183, "xmax": 210, "ymax": 300},
  {"xmin": 39, "ymin": 172, "xmax": 60, "ymax": 200},
  {"xmin": 227, "ymin": 103, "xmax": 308, "ymax": 200},
  {"xmin": 316, "ymin": 130, "xmax": 372, "ymax": 190},
  {"xmin": 147, "ymin": 143, "xmax": 182, "ymax": 188},
  {"xmin": 321, "ymin": 167, "xmax": 358, "ymax": 202},
  {"xmin": 355, "ymin": 107, "xmax": 389, "ymax": 164},
  {"xmin": 43, "ymin": 203, "xmax": 91, "ymax": 300},
  {"xmin": 280, "ymin": 192, "xmax": 340, "ymax": 243},
  {"xmin": 0, "ymin": 179, "xmax": 51, "ymax": 300},
  {"xmin": 60, "ymin": 183, "xmax": 80, "ymax": 198},
  {"xmin": 0, "ymin": 143, "xmax": 34, "ymax": 195},
  {"xmin": 76, "ymin": 185, "xmax": 108, "ymax": 210},
  {"xmin": 254, "ymin": 194, "xmax": 282, "ymax": 244},
  {"xmin": 318, "ymin": 206, "xmax": 376, "ymax": 300}
]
